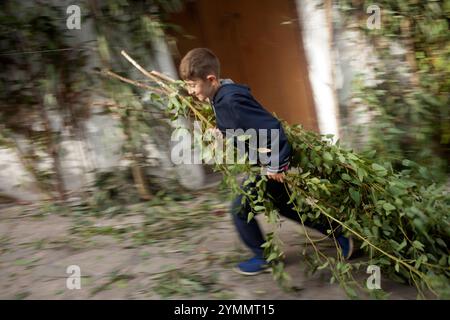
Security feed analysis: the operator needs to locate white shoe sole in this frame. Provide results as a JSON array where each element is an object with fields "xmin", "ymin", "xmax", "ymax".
[
  {"xmin": 232, "ymin": 266, "xmax": 271, "ymax": 276},
  {"xmin": 346, "ymin": 236, "xmax": 354, "ymax": 260}
]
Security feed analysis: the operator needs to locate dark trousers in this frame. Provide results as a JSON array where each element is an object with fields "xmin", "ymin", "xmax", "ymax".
[{"xmin": 230, "ymin": 175, "xmax": 337, "ymax": 256}]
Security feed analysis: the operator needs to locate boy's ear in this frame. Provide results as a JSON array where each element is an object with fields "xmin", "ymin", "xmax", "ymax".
[{"xmin": 206, "ymin": 74, "xmax": 218, "ymax": 83}]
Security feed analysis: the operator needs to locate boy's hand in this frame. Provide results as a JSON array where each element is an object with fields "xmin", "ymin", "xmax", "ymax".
[{"xmin": 267, "ymin": 171, "xmax": 285, "ymax": 183}]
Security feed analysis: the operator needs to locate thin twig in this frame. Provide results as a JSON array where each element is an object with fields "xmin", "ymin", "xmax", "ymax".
[
  {"xmin": 150, "ymin": 70, "xmax": 175, "ymax": 83},
  {"xmin": 99, "ymin": 69, "xmax": 165, "ymax": 94},
  {"xmin": 120, "ymin": 50, "xmax": 169, "ymax": 90}
]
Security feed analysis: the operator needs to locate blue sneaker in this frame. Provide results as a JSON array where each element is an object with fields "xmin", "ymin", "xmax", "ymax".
[
  {"xmin": 336, "ymin": 235, "xmax": 354, "ymax": 260},
  {"xmin": 233, "ymin": 255, "xmax": 271, "ymax": 276}
]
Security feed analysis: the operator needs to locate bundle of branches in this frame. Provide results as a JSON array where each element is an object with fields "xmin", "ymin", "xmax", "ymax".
[{"xmin": 104, "ymin": 51, "xmax": 450, "ymax": 299}]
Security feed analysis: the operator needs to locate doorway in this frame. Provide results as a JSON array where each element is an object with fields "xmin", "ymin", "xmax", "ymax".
[{"xmin": 166, "ymin": 0, "xmax": 318, "ymax": 131}]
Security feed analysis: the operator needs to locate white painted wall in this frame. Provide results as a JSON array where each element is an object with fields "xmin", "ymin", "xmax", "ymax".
[
  {"xmin": 295, "ymin": 0, "xmax": 340, "ymax": 140},
  {"xmin": 295, "ymin": 0, "xmax": 396, "ymax": 150}
]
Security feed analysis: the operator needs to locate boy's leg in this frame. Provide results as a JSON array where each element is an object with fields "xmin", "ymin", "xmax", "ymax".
[
  {"xmin": 265, "ymin": 179, "xmax": 356, "ymax": 258},
  {"xmin": 230, "ymin": 176, "xmax": 334, "ymax": 255},
  {"xmin": 230, "ymin": 176, "xmax": 271, "ymax": 275},
  {"xmin": 230, "ymin": 191, "xmax": 266, "ymax": 257},
  {"xmin": 265, "ymin": 179, "xmax": 333, "ymax": 235}
]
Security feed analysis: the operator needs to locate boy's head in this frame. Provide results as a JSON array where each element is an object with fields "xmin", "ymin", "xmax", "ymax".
[{"xmin": 179, "ymin": 48, "xmax": 221, "ymax": 102}]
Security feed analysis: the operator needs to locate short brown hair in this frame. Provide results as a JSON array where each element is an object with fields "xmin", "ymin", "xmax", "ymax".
[{"xmin": 179, "ymin": 48, "xmax": 220, "ymax": 80}]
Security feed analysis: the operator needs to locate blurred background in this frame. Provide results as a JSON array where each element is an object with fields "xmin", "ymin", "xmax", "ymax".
[{"xmin": 0, "ymin": 0, "xmax": 448, "ymax": 299}]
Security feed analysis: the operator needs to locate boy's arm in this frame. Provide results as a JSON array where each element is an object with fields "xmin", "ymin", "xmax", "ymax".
[{"xmin": 229, "ymin": 93, "xmax": 291, "ymax": 175}]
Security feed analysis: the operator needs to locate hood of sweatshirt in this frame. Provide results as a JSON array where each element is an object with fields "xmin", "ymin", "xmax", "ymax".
[{"xmin": 212, "ymin": 79, "xmax": 251, "ymax": 105}]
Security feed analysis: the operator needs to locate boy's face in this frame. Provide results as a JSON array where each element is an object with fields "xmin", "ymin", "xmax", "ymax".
[{"xmin": 185, "ymin": 75, "xmax": 219, "ymax": 102}]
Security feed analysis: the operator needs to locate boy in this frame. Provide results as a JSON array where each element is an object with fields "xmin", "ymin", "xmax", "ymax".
[{"xmin": 179, "ymin": 48, "xmax": 354, "ymax": 275}]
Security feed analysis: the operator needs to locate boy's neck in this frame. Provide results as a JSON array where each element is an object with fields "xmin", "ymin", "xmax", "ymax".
[{"xmin": 208, "ymin": 81, "xmax": 221, "ymax": 102}]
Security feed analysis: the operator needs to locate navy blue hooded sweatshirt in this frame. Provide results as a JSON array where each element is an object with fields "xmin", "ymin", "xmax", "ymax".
[{"xmin": 211, "ymin": 79, "xmax": 291, "ymax": 173}]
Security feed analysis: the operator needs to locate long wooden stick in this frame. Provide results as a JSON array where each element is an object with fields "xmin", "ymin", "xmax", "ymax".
[
  {"xmin": 100, "ymin": 69, "xmax": 165, "ymax": 94},
  {"xmin": 150, "ymin": 70, "xmax": 175, "ymax": 83},
  {"xmin": 121, "ymin": 50, "xmax": 169, "ymax": 90}
]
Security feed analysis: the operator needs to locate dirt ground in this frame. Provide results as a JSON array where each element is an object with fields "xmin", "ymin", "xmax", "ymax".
[{"xmin": 0, "ymin": 188, "xmax": 420, "ymax": 300}]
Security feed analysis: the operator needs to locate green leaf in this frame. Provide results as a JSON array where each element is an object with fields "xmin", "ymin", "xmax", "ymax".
[
  {"xmin": 371, "ymin": 225, "xmax": 379, "ymax": 237},
  {"xmin": 247, "ymin": 211, "xmax": 254, "ymax": 223},
  {"xmin": 365, "ymin": 150, "xmax": 376, "ymax": 158},
  {"xmin": 357, "ymin": 168, "xmax": 365, "ymax": 182},
  {"xmin": 349, "ymin": 187, "xmax": 361, "ymax": 206},
  {"xmin": 323, "ymin": 152, "xmax": 333, "ymax": 162},
  {"xmin": 300, "ymin": 171, "xmax": 311, "ymax": 178},
  {"xmin": 372, "ymin": 163, "xmax": 387, "ymax": 176},
  {"xmin": 344, "ymin": 286, "xmax": 358, "ymax": 299},
  {"xmin": 413, "ymin": 218, "xmax": 425, "ymax": 232},
  {"xmin": 402, "ymin": 159, "xmax": 411, "ymax": 166},
  {"xmin": 310, "ymin": 177, "xmax": 321, "ymax": 184},
  {"xmin": 382, "ymin": 203, "xmax": 396, "ymax": 212},
  {"xmin": 412, "ymin": 240, "xmax": 425, "ymax": 251},
  {"xmin": 419, "ymin": 167, "xmax": 429, "ymax": 179},
  {"xmin": 372, "ymin": 163, "xmax": 386, "ymax": 171},
  {"xmin": 435, "ymin": 238, "xmax": 447, "ymax": 248},
  {"xmin": 373, "ymin": 216, "xmax": 382, "ymax": 227},
  {"xmin": 170, "ymin": 96, "xmax": 182, "ymax": 110},
  {"xmin": 267, "ymin": 252, "xmax": 278, "ymax": 262},
  {"xmin": 342, "ymin": 173, "xmax": 352, "ymax": 181},
  {"xmin": 253, "ymin": 205, "xmax": 265, "ymax": 212},
  {"xmin": 397, "ymin": 240, "xmax": 407, "ymax": 251}
]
